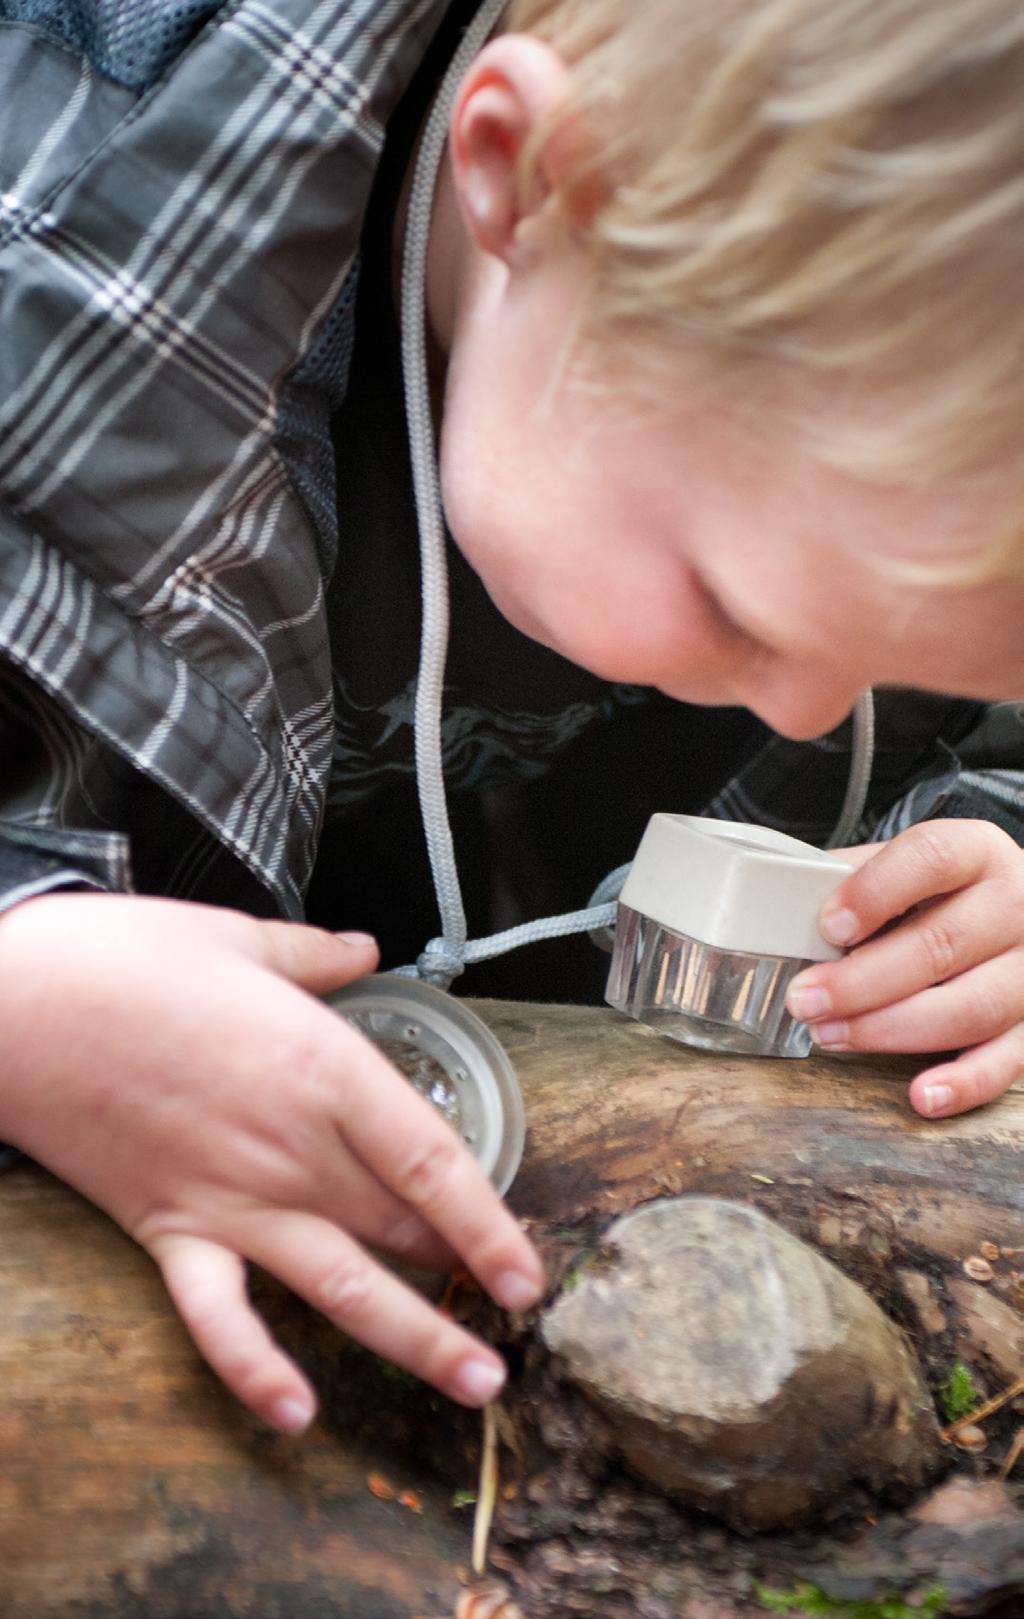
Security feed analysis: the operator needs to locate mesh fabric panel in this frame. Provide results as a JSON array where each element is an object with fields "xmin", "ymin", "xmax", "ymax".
[{"xmin": 0, "ymin": 0, "xmax": 224, "ymax": 88}]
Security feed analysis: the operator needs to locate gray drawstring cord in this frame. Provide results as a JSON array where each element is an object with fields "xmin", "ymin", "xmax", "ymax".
[
  {"xmin": 827, "ymin": 687, "xmax": 875, "ymax": 848},
  {"xmin": 400, "ymin": 0, "xmax": 617, "ymax": 989},
  {"xmin": 398, "ymin": 1, "xmax": 874, "ymax": 989},
  {"xmin": 399, "ymin": 2, "xmax": 504, "ymax": 986}
]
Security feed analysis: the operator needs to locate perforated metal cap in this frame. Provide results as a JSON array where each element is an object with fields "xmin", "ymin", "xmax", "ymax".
[{"xmin": 324, "ymin": 975, "xmax": 526, "ymax": 1195}]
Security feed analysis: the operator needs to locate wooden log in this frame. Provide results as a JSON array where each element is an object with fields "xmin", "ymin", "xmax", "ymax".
[
  {"xmin": 0, "ymin": 1169, "xmax": 472, "ymax": 1619},
  {"xmin": 484, "ymin": 1001, "xmax": 1024, "ymax": 1618},
  {"xmin": 488, "ymin": 1000, "xmax": 1024, "ymax": 1278},
  {"xmin": 0, "ymin": 999, "xmax": 1021, "ymax": 1617}
]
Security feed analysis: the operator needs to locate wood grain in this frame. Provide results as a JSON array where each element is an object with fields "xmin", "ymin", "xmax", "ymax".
[
  {"xmin": 1, "ymin": 999, "xmax": 1020, "ymax": 1616},
  {"xmin": 488, "ymin": 1000, "xmax": 1024, "ymax": 1270}
]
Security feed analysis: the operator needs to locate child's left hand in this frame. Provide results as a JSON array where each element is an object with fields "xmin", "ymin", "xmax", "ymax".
[{"xmin": 785, "ymin": 819, "xmax": 1024, "ymax": 1118}]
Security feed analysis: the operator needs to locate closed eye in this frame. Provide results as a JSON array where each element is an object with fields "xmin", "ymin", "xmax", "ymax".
[{"xmin": 692, "ymin": 572, "xmax": 769, "ymax": 655}]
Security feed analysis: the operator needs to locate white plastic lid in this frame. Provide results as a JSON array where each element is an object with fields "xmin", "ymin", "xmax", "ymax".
[
  {"xmin": 324, "ymin": 975, "xmax": 526, "ymax": 1195},
  {"xmin": 618, "ymin": 815, "xmax": 854, "ymax": 961}
]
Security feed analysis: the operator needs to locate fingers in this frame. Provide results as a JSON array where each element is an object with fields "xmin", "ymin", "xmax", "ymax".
[
  {"xmin": 788, "ymin": 885, "xmax": 1019, "ymax": 1026},
  {"xmin": 243, "ymin": 917, "xmax": 381, "ymax": 993},
  {"xmin": 327, "ymin": 1031, "xmax": 544, "ymax": 1311},
  {"xmin": 271, "ymin": 1098, "xmax": 458, "ymax": 1273},
  {"xmin": 803, "ymin": 950, "xmax": 1024, "ymax": 1055},
  {"xmin": 325, "ymin": 1174, "xmax": 458, "ymax": 1271},
  {"xmin": 245, "ymin": 1210, "xmax": 508, "ymax": 1407},
  {"xmin": 825, "ymin": 843, "xmax": 885, "ymax": 869},
  {"xmin": 157, "ymin": 1223, "xmax": 477, "ymax": 1432},
  {"xmin": 813, "ymin": 821, "xmax": 1018, "ymax": 950},
  {"xmin": 154, "ymin": 1233, "xmax": 317, "ymax": 1433},
  {"xmin": 373, "ymin": 1211, "xmax": 459, "ymax": 1274},
  {"xmin": 909, "ymin": 1027, "xmax": 1024, "ymax": 1119},
  {"xmin": 242, "ymin": 1000, "xmax": 537, "ymax": 1291}
]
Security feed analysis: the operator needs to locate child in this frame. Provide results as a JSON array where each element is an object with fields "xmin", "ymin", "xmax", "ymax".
[{"xmin": 0, "ymin": 0, "xmax": 1022, "ymax": 1436}]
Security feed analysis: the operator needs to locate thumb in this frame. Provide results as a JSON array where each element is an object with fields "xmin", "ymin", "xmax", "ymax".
[
  {"xmin": 825, "ymin": 842, "xmax": 884, "ymax": 871},
  {"xmin": 247, "ymin": 919, "xmax": 380, "ymax": 992}
]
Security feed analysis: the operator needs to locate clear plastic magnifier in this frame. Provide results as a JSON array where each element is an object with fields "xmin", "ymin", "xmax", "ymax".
[
  {"xmin": 605, "ymin": 815, "xmax": 854, "ymax": 1058},
  {"xmin": 324, "ymin": 974, "xmax": 526, "ymax": 1195}
]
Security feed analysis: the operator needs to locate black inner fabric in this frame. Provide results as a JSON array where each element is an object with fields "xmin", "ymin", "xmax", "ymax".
[{"xmin": 309, "ymin": 3, "xmax": 765, "ymax": 998}]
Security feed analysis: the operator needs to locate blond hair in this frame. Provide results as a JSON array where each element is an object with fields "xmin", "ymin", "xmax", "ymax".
[{"xmin": 505, "ymin": 0, "xmax": 1024, "ymax": 537}]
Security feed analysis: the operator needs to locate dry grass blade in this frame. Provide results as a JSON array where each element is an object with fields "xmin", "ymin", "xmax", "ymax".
[
  {"xmin": 471, "ymin": 1402, "xmax": 500, "ymax": 1577},
  {"xmin": 943, "ymin": 1374, "xmax": 1024, "ymax": 1439},
  {"xmin": 999, "ymin": 1425, "xmax": 1024, "ymax": 1481}
]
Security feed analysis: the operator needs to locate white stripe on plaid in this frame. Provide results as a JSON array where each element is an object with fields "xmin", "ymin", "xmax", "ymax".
[
  {"xmin": 0, "ymin": 869, "xmax": 108, "ymax": 913},
  {"xmin": 119, "ymin": 4, "xmax": 439, "ymax": 597},
  {"xmin": 136, "ymin": 659, "xmax": 192, "ymax": 772},
  {"xmin": 129, "ymin": 463, "xmax": 335, "ymax": 852},
  {"xmin": 0, "ymin": 517, "xmax": 310, "ymax": 910},
  {"xmin": 957, "ymin": 769, "xmax": 1024, "ymax": 807},
  {"xmin": 1, "ymin": 5, "xmax": 376, "ymax": 507},
  {"xmin": 872, "ymin": 771, "xmax": 1024, "ymax": 840},
  {"xmin": 2, "ymin": 57, "xmax": 94, "ymax": 233},
  {"xmin": 141, "ymin": 468, "xmax": 293, "ymax": 687},
  {"xmin": 25, "ymin": 226, "xmax": 273, "ymax": 423},
  {"xmin": 230, "ymin": 1, "xmax": 383, "ymax": 140},
  {"xmin": 0, "ymin": 1, "xmax": 478, "ymax": 912},
  {"xmin": 0, "ymin": 196, "xmax": 58, "ymax": 258}
]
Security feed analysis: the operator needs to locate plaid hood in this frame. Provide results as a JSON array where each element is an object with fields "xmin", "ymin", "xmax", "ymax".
[{"xmin": 0, "ymin": 0, "xmax": 448, "ymax": 917}]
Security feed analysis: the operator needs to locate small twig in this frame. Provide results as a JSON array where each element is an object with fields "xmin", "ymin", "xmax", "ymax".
[
  {"xmin": 999, "ymin": 1425, "xmax": 1024, "ymax": 1481},
  {"xmin": 471, "ymin": 1402, "xmax": 500, "ymax": 1577},
  {"xmin": 943, "ymin": 1375, "xmax": 1024, "ymax": 1439}
]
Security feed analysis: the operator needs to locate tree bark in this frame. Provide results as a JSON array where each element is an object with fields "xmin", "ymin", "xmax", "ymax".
[
  {"xmin": 483, "ymin": 1000, "xmax": 1024, "ymax": 1619},
  {"xmin": 490, "ymin": 999, "xmax": 1024, "ymax": 1277},
  {"xmin": 0, "ymin": 999, "xmax": 1021, "ymax": 1618}
]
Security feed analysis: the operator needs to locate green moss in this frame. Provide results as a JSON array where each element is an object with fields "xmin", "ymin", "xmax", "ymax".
[
  {"xmin": 558, "ymin": 1244, "xmax": 602, "ymax": 1296},
  {"xmin": 939, "ymin": 1359, "xmax": 979, "ymax": 1423},
  {"xmin": 561, "ymin": 1261, "xmax": 588, "ymax": 1294},
  {"xmin": 756, "ymin": 1582, "xmax": 947, "ymax": 1619}
]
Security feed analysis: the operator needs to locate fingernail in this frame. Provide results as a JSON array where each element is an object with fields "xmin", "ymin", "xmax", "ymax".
[
  {"xmin": 334, "ymin": 931, "xmax": 377, "ymax": 947},
  {"xmin": 813, "ymin": 1020, "xmax": 850, "ymax": 1050},
  {"xmin": 788, "ymin": 985, "xmax": 831, "ymax": 1021},
  {"xmin": 453, "ymin": 1358, "xmax": 506, "ymax": 1406},
  {"xmin": 820, "ymin": 907, "xmax": 860, "ymax": 946},
  {"xmin": 493, "ymin": 1269, "xmax": 543, "ymax": 1310},
  {"xmin": 270, "ymin": 1396, "xmax": 314, "ymax": 1434},
  {"xmin": 921, "ymin": 1084, "xmax": 955, "ymax": 1117}
]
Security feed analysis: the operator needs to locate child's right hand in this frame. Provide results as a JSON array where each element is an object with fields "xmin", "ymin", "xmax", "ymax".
[{"xmin": 0, "ymin": 892, "xmax": 544, "ymax": 1431}]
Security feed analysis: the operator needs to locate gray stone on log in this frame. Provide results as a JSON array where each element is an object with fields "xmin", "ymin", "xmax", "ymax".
[{"xmin": 541, "ymin": 1197, "xmax": 941, "ymax": 1531}]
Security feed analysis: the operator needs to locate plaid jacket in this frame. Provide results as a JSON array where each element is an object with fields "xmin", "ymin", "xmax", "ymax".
[
  {"xmin": 0, "ymin": 0, "xmax": 449, "ymax": 919},
  {"xmin": 2, "ymin": 0, "xmax": 1023, "ymax": 926}
]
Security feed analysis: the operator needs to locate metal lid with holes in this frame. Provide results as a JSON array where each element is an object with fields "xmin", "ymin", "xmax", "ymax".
[{"xmin": 323, "ymin": 975, "xmax": 526, "ymax": 1196}]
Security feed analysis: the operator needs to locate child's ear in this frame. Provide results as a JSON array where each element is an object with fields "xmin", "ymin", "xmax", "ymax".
[{"xmin": 448, "ymin": 35, "xmax": 580, "ymax": 262}]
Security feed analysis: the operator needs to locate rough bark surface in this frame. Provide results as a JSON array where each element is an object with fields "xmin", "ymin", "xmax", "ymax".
[{"xmin": 0, "ymin": 998, "xmax": 1021, "ymax": 1617}]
